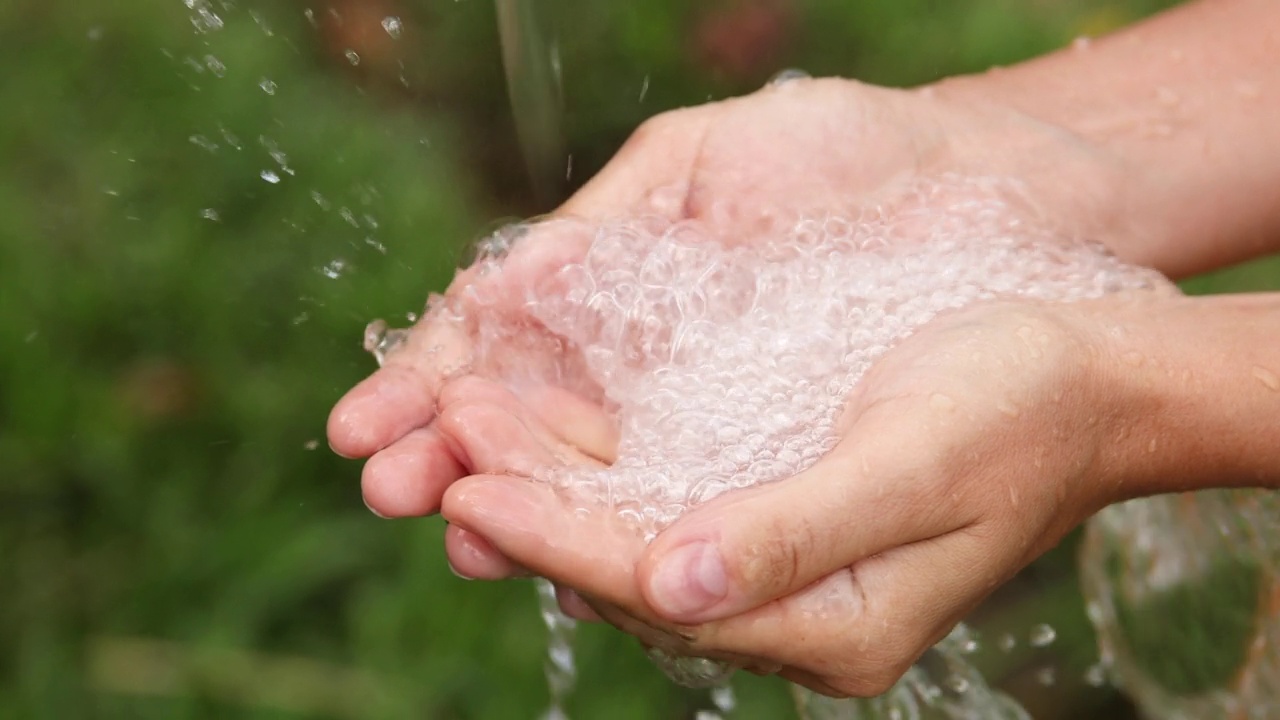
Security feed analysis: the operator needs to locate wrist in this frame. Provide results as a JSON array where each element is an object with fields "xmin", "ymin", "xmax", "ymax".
[
  {"xmin": 1077, "ymin": 293, "xmax": 1280, "ymax": 502},
  {"xmin": 916, "ymin": 74, "xmax": 1139, "ymax": 269},
  {"xmin": 923, "ymin": 1, "xmax": 1280, "ymax": 278}
]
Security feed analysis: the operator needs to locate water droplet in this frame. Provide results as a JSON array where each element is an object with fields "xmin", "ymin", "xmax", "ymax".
[
  {"xmin": 258, "ymin": 137, "xmax": 294, "ymax": 175},
  {"xmin": 203, "ymin": 54, "xmax": 226, "ymax": 77},
  {"xmin": 189, "ymin": 134, "xmax": 218, "ymax": 153},
  {"xmin": 767, "ymin": 68, "xmax": 811, "ymax": 87},
  {"xmin": 465, "ymin": 223, "xmax": 526, "ymax": 266},
  {"xmin": 710, "ymin": 685, "xmax": 736, "ymax": 712},
  {"xmin": 185, "ymin": 0, "xmax": 224, "ymax": 33},
  {"xmin": 1253, "ymin": 366, "xmax": 1280, "ymax": 391},
  {"xmin": 1084, "ymin": 663, "xmax": 1108, "ymax": 687},
  {"xmin": 321, "ymin": 258, "xmax": 347, "ymax": 279},
  {"xmin": 639, "ymin": 74, "xmax": 651, "ymax": 102},
  {"xmin": 1235, "ymin": 80, "xmax": 1261, "ymax": 100},
  {"xmin": 1035, "ymin": 666, "xmax": 1056, "ymax": 686},
  {"xmin": 381, "ymin": 16, "xmax": 403, "ymax": 39},
  {"xmin": 930, "ymin": 393, "xmax": 957, "ymax": 412},
  {"xmin": 345, "ymin": 49, "xmax": 360, "ymax": 66},
  {"xmin": 998, "ymin": 633, "xmax": 1016, "ymax": 652},
  {"xmin": 946, "ymin": 675, "xmax": 970, "ymax": 693},
  {"xmin": 996, "ymin": 398, "xmax": 1020, "ymax": 417},
  {"xmin": 304, "ymin": 439, "xmax": 320, "ymax": 451},
  {"xmin": 303, "ymin": 8, "xmax": 318, "ymax": 27},
  {"xmin": 219, "ymin": 125, "xmax": 243, "ymax": 150},
  {"xmin": 259, "ymin": 78, "xmax": 277, "ymax": 95},
  {"xmin": 260, "ymin": 169, "xmax": 281, "ymax": 184},
  {"xmin": 249, "ymin": 10, "xmax": 275, "ymax": 37},
  {"xmin": 1029, "ymin": 623, "xmax": 1056, "ymax": 648},
  {"xmin": 310, "ymin": 190, "xmax": 331, "ymax": 211},
  {"xmin": 200, "ymin": 208, "xmax": 220, "ymax": 221}
]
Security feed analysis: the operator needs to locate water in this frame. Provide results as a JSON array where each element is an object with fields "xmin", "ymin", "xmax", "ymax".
[
  {"xmin": 443, "ymin": 177, "xmax": 1167, "ymax": 544},
  {"xmin": 1081, "ymin": 490, "xmax": 1280, "ymax": 718},
  {"xmin": 794, "ymin": 628, "xmax": 1032, "ymax": 720},
  {"xmin": 494, "ymin": 0, "xmax": 567, "ymax": 206},
  {"xmin": 370, "ymin": 174, "xmax": 1189, "ymax": 717}
]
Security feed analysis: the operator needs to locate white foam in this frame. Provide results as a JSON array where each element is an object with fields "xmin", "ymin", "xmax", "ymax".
[{"xmin": 446, "ymin": 175, "xmax": 1169, "ymax": 542}]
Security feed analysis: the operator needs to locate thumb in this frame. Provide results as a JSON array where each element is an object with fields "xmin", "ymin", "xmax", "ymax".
[{"xmin": 637, "ymin": 418, "xmax": 973, "ymax": 625}]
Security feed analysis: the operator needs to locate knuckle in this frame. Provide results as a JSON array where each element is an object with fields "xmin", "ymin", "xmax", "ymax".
[
  {"xmin": 736, "ymin": 512, "xmax": 814, "ymax": 595},
  {"xmin": 629, "ymin": 112, "xmax": 676, "ymax": 145},
  {"xmin": 437, "ymin": 374, "xmax": 490, "ymax": 411}
]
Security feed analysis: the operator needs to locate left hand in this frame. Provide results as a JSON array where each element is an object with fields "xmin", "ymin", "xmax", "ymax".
[{"xmin": 440, "ymin": 297, "xmax": 1164, "ymax": 697}]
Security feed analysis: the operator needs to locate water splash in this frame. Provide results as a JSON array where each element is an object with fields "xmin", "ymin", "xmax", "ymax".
[
  {"xmin": 1081, "ymin": 490, "xmax": 1280, "ymax": 718},
  {"xmin": 183, "ymin": 0, "xmax": 225, "ymax": 34},
  {"xmin": 381, "ymin": 16, "xmax": 403, "ymax": 40},
  {"xmin": 768, "ymin": 68, "xmax": 812, "ymax": 87},
  {"xmin": 363, "ymin": 319, "xmax": 410, "ymax": 366},
  {"xmin": 494, "ymin": 0, "xmax": 567, "ymax": 206},
  {"xmin": 536, "ymin": 579, "xmax": 578, "ymax": 720},
  {"xmin": 795, "ymin": 628, "xmax": 1031, "ymax": 720}
]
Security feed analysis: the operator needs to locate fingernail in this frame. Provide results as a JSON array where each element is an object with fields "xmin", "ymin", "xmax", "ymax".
[
  {"xmin": 446, "ymin": 559, "xmax": 474, "ymax": 581},
  {"xmin": 363, "ymin": 496, "xmax": 391, "ymax": 519},
  {"xmin": 647, "ymin": 542, "xmax": 728, "ymax": 618}
]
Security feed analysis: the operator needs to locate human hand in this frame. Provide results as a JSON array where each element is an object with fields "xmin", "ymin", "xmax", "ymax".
[
  {"xmin": 326, "ymin": 76, "xmax": 1130, "ymax": 578},
  {"xmin": 439, "ymin": 297, "xmax": 1170, "ymax": 696}
]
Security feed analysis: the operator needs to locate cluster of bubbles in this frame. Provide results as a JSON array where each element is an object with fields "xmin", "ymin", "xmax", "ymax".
[
  {"xmin": 445, "ymin": 175, "xmax": 1165, "ymax": 543},
  {"xmin": 367, "ymin": 173, "xmax": 1280, "ymax": 718}
]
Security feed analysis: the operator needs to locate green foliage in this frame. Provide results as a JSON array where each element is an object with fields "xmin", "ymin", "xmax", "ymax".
[{"xmin": 4, "ymin": 0, "xmax": 1272, "ymax": 718}]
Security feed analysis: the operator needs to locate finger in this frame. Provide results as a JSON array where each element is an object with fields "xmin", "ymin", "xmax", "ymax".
[
  {"xmin": 436, "ymin": 384, "xmax": 606, "ymax": 476},
  {"xmin": 444, "ymin": 524, "xmax": 528, "ymax": 580},
  {"xmin": 327, "ymin": 312, "xmax": 473, "ymax": 458},
  {"xmin": 698, "ymin": 526, "xmax": 1006, "ymax": 698},
  {"xmin": 555, "ymin": 586, "xmax": 604, "ymax": 622},
  {"xmin": 510, "ymin": 383, "xmax": 619, "ymax": 464},
  {"xmin": 328, "ymin": 105, "xmax": 718, "ymax": 460},
  {"xmin": 441, "ymin": 476, "xmax": 648, "ymax": 615},
  {"xmin": 441, "ymin": 475, "xmax": 751, "ymax": 667},
  {"xmin": 637, "ymin": 411, "xmax": 974, "ymax": 625},
  {"xmin": 361, "ymin": 425, "xmax": 466, "ymax": 518},
  {"xmin": 439, "ymin": 375, "xmax": 617, "ymax": 466}
]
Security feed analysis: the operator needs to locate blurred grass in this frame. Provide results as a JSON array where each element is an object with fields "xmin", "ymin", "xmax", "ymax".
[{"xmin": 4, "ymin": 0, "xmax": 1276, "ymax": 718}]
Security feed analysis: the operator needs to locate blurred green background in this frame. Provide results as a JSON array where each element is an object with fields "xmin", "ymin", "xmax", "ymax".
[{"xmin": 4, "ymin": 1, "xmax": 1277, "ymax": 718}]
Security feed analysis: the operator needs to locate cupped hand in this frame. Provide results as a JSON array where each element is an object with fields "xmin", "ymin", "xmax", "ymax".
[
  {"xmin": 325, "ymin": 76, "xmax": 1128, "ymax": 579},
  {"xmin": 440, "ymin": 297, "xmax": 1161, "ymax": 696}
]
